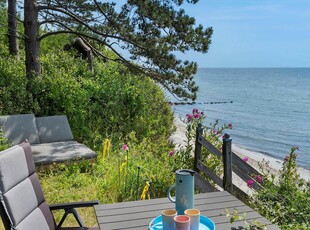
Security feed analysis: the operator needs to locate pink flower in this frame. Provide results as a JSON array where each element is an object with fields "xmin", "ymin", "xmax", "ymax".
[
  {"xmin": 212, "ymin": 129, "xmax": 217, "ymax": 134},
  {"xmin": 194, "ymin": 113, "xmax": 200, "ymax": 119},
  {"xmin": 192, "ymin": 108, "xmax": 198, "ymax": 114},
  {"xmin": 228, "ymin": 123, "xmax": 232, "ymax": 128},
  {"xmin": 242, "ymin": 157, "xmax": 249, "ymax": 162},
  {"xmin": 168, "ymin": 150, "xmax": 175, "ymax": 157},
  {"xmin": 186, "ymin": 114, "xmax": 193, "ymax": 122},
  {"xmin": 295, "ymin": 146, "xmax": 300, "ymax": 151},
  {"xmin": 284, "ymin": 155, "xmax": 289, "ymax": 161},
  {"xmin": 121, "ymin": 144, "xmax": 129, "ymax": 151},
  {"xmin": 255, "ymin": 175, "xmax": 263, "ymax": 183},
  {"xmin": 247, "ymin": 179, "xmax": 254, "ymax": 188}
]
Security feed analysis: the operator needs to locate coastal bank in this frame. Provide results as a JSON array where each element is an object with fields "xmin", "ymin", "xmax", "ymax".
[{"xmin": 169, "ymin": 115, "xmax": 310, "ymax": 194}]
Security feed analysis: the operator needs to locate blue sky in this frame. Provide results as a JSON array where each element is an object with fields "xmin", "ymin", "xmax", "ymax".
[{"xmin": 180, "ymin": 0, "xmax": 310, "ymax": 68}]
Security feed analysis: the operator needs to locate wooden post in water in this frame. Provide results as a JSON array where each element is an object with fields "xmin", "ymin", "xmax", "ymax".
[
  {"xmin": 222, "ymin": 133, "xmax": 233, "ymax": 193},
  {"xmin": 194, "ymin": 123, "xmax": 204, "ymax": 172}
]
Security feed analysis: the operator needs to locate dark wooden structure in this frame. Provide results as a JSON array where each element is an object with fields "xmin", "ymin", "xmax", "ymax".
[
  {"xmin": 94, "ymin": 191, "xmax": 280, "ymax": 230},
  {"xmin": 194, "ymin": 124, "xmax": 262, "ymax": 200}
]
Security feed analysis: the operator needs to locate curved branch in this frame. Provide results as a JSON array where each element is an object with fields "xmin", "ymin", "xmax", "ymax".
[
  {"xmin": 40, "ymin": 30, "xmax": 108, "ymax": 46},
  {"xmin": 93, "ymin": 0, "xmax": 118, "ymax": 30},
  {"xmin": 39, "ymin": 31, "xmax": 175, "ymax": 98},
  {"xmin": 86, "ymin": 43, "xmax": 119, "ymax": 63},
  {"xmin": 37, "ymin": 4, "xmax": 179, "ymax": 96},
  {"xmin": 40, "ymin": 25, "xmax": 125, "ymax": 61},
  {"xmin": 101, "ymin": 40, "xmax": 166, "ymax": 86},
  {"xmin": 39, "ymin": 30, "xmax": 75, "ymax": 40},
  {"xmin": 39, "ymin": 19, "xmax": 77, "ymax": 40},
  {"xmin": 7, "ymin": 12, "xmax": 24, "ymax": 23},
  {"xmin": 92, "ymin": 0, "xmax": 118, "ymax": 41},
  {"xmin": 39, "ymin": 19, "xmax": 60, "ymax": 26},
  {"xmin": 37, "ymin": 5, "xmax": 146, "ymax": 50}
]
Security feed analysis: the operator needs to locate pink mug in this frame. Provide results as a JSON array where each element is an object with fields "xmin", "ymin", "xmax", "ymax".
[{"xmin": 174, "ymin": 215, "xmax": 190, "ymax": 230}]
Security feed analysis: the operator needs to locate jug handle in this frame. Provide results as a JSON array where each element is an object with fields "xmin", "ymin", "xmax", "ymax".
[{"xmin": 167, "ymin": 184, "xmax": 176, "ymax": 203}]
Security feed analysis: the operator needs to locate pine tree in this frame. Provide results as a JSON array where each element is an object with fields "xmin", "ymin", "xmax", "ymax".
[
  {"xmin": 8, "ymin": 0, "xmax": 19, "ymax": 57},
  {"xmin": 23, "ymin": 0, "xmax": 213, "ymax": 100}
]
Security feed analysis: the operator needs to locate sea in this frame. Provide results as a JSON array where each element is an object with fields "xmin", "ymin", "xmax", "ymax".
[{"xmin": 170, "ymin": 68, "xmax": 310, "ymax": 170}]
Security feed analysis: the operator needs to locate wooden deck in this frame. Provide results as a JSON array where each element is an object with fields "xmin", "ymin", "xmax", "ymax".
[{"xmin": 95, "ymin": 191, "xmax": 280, "ymax": 230}]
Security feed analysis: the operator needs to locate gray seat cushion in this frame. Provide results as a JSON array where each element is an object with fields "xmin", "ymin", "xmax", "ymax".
[
  {"xmin": 36, "ymin": 115, "xmax": 74, "ymax": 143},
  {"xmin": 14, "ymin": 202, "xmax": 55, "ymax": 230},
  {"xmin": 0, "ymin": 114, "xmax": 40, "ymax": 145},
  {"xmin": 31, "ymin": 141, "xmax": 97, "ymax": 165},
  {"xmin": 0, "ymin": 142, "xmax": 56, "ymax": 230}
]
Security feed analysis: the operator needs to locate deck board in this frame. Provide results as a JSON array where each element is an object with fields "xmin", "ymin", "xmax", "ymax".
[{"xmin": 95, "ymin": 191, "xmax": 280, "ymax": 230}]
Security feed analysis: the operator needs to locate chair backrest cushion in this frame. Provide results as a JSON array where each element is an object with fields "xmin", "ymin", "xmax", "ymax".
[
  {"xmin": 0, "ymin": 142, "xmax": 55, "ymax": 230},
  {"xmin": 0, "ymin": 114, "xmax": 40, "ymax": 145},
  {"xmin": 36, "ymin": 115, "xmax": 74, "ymax": 143}
]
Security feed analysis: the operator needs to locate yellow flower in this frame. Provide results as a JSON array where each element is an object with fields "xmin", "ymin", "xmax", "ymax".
[
  {"xmin": 120, "ymin": 156, "xmax": 127, "ymax": 175},
  {"xmin": 140, "ymin": 181, "xmax": 150, "ymax": 200},
  {"xmin": 102, "ymin": 139, "xmax": 111, "ymax": 161}
]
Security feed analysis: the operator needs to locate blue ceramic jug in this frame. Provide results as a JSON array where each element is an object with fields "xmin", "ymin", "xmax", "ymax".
[{"xmin": 167, "ymin": 169, "xmax": 195, "ymax": 214}]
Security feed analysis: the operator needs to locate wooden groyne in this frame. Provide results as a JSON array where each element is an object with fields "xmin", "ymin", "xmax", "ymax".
[{"xmin": 169, "ymin": 101, "xmax": 233, "ymax": 105}]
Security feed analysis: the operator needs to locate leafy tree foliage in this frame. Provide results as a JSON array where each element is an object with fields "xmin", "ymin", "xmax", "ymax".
[
  {"xmin": 0, "ymin": 32, "xmax": 175, "ymax": 148},
  {"xmin": 25, "ymin": 0, "xmax": 213, "ymax": 100}
]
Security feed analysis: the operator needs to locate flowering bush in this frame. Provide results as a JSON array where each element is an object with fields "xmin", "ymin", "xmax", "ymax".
[
  {"xmin": 254, "ymin": 175, "xmax": 263, "ymax": 184},
  {"xmin": 247, "ymin": 179, "xmax": 254, "ymax": 188},
  {"xmin": 174, "ymin": 108, "xmax": 205, "ymax": 169},
  {"xmin": 242, "ymin": 156, "xmax": 249, "ymax": 162},
  {"xmin": 121, "ymin": 144, "xmax": 129, "ymax": 151},
  {"xmin": 201, "ymin": 119, "xmax": 232, "ymax": 176},
  {"xmin": 168, "ymin": 150, "xmax": 175, "ymax": 157},
  {"xmin": 249, "ymin": 147, "xmax": 310, "ymax": 229},
  {"xmin": 174, "ymin": 108, "xmax": 232, "ymax": 177}
]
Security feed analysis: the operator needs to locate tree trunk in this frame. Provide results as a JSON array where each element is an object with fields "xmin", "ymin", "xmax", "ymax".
[
  {"xmin": 8, "ymin": 0, "xmax": 19, "ymax": 57},
  {"xmin": 24, "ymin": 0, "xmax": 41, "ymax": 77},
  {"xmin": 75, "ymin": 38, "xmax": 94, "ymax": 73}
]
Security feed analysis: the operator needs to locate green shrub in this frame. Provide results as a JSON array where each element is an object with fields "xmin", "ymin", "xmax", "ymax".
[
  {"xmin": 36, "ymin": 49, "xmax": 172, "ymax": 147},
  {"xmin": 250, "ymin": 147, "xmax": 310, "ymax": 229},
  {"xmin": 173, "ymin": 108, "xmax": 231, "ymax": 176},
  {"xmin": 0, "ymin": 56, "xmax": 36, "ymax": 114},
  {"xmin": 0, "ymin": 46, "xmax": 174, "ymax": 151},
  {"xmin": 0, "ymin": 7, "xmax": 8, "ymax": 57},
  {"xmin": 0, "ymin": 128, "xmax": 11, "ymax": 151}
]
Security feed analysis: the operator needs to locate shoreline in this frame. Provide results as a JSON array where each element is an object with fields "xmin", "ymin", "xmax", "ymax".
[
  {"xmin": 231, "ymin": 144, "xmax": 310, "ymax": 182},
  {"xmin": 169, "ymin": 116, "xmax": 310, "ymax": 185}
]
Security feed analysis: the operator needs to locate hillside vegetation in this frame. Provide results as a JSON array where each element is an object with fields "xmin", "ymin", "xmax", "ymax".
[{"xmin": 0, "ymin": 7, "xmax": 178, "ymax": 227}]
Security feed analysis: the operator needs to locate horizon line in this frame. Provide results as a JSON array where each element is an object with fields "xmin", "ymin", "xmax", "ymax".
[{"xmin": 198, "ymin": 66, "xmax": 310, "ymax": 69}]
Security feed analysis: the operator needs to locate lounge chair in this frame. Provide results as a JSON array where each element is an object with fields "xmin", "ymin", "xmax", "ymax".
[{"xmin": 0, "ymin": 141, "xmax": 99, "ymax": 230}]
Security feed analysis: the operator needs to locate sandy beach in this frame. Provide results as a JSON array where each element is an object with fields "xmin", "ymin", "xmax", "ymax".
[{"xmin": 169, "ymin": 116, "xmax": 310, "ymax": 194}]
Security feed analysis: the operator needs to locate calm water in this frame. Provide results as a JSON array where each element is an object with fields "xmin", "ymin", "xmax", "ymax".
[{"xmin": 172, "ymin": 68, "xmax": 310, "ymax": 169}]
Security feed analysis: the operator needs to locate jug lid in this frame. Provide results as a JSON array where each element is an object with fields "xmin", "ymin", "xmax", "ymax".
[{"xmin": 176, "ymin": 169, "xmax": 195, "ymax": 176}]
